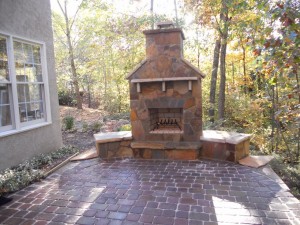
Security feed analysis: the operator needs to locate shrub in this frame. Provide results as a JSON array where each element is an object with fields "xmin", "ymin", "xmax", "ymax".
[
  {"xmin": 104, "ymin": 112, "xmax": 130, "ymax": 121},
  {"xmin": 63, "ymin": 116, "xmax": 75, "ymax": 130},
  {"xmin": 82, "ymin": 121, "xmax": 89, "ymax": 132},
  {"xmin": 118, "ymin": 124, "xmax": 131, "ymax": 131},
  {"xmin": 270, "ymin": 154, "xmax": 300, "ymax": 199},
  {"xmin": 0, "ymin": 146, "xmax": 79, "ymax": 196},
  {"xmin": 58, "ymin": 90, "xmax": 75, "ymax": 106},
  {"xmin": 91, "ymin": 121, "xmax": 103, "ymax": 132}
]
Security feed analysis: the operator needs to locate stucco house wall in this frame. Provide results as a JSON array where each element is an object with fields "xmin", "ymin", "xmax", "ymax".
[{"xmin": 0, "ymin": 0, "xmax": 62, "ymax": 170}]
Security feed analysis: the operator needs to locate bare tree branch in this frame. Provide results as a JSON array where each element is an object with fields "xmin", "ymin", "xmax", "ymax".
[{"xmin": 70, "ymin": 0, "xmax": 85, "ymax": 30}]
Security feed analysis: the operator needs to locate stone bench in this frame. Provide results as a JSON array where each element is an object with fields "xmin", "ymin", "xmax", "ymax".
[
  {"xmin": 94, "ymin": 131, "xmax": 133, "ymax": 159},
  {"xmin": 200, "ymin": 130, "xmax": 251, "ymax": 162}
]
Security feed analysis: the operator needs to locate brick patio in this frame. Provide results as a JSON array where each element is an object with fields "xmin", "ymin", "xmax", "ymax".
[{"xmin": 0, "ymin": 158, "xmax": 300, "ymax": 225}]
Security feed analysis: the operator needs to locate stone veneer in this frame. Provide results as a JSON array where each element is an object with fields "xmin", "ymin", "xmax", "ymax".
[
  {"xmin": 200, "ymin": 130, "xmax": 251, "ymax": 162},
  {"xmin": 127, "ymin": 27, "xmax": 205, "ymax": 144},
  {"xmin": 94, "ymin": 131, "xmax": 200, "ymax": 160},
  {"xmin": 94, "ymin": 131, "xmax": 251, "ymax": 162}
]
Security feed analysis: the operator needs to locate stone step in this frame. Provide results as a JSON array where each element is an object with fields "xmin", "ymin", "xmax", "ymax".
[{"xmin": 131, "ymin": 141, "xmax": 201, "ymax": 150}]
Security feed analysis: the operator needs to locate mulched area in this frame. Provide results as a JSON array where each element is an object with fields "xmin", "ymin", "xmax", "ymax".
[
  {"xmin": 0, "ymin": 158, "xmax": 299, "ymax": 224},
  {"xmin": 62, "ymin": 131, "xmax": 95, "ymax": 152}
]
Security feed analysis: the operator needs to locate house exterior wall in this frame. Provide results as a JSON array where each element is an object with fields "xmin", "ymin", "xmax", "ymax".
[{"xmin": 0, "ymin": 0, "xmax": 62, "ymax": 170}]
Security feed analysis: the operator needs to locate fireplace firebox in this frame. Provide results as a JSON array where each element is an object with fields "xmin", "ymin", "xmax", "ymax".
[{"xmin": 149, "ymin": 108, "xmax": 183, "ymax": 133}]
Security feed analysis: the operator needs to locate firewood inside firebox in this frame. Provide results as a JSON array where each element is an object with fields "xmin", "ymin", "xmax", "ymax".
[
  {"xmin": 149, "ymin": 108, "xmax": 183, "ymax": 133},
  {"xmin": 153, "ymin": 118, "xmax": 181, "ymax": 131}
]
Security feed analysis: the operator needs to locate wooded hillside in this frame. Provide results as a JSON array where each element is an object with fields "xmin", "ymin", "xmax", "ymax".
[{"xmin": 52, "ymin": 0, "xmax": 299, "ymax": 165}]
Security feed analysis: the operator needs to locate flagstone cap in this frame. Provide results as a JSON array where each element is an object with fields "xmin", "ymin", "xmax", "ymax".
[
  {"xmin": 94, "ymin": 131, "xmax": 132, "ymax": 144},
  {"xmin": 200, "ymin": 130, "xmax": 252, "ymax": 145}
]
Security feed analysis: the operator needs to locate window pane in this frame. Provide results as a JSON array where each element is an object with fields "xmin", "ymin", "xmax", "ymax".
[
  {"xmin": 23, "ymin": 44, "xmax": 33, "ymax": 64},
  {"xmin": 25, "ymin": 64, "xmax": 35, "ymax": 82},
  {"xmin": 19, "ymin": 101, "xmax": 44, "ymax": 123},
  {"xmin": 0, "ymin": 37, "xmax": 8, "ymax": 61},
  {"xmin": 17, "ymin": 84, "xmax": 43, "ymax": 103},
  {"xmin": 27, "ymin": 103, "xmax": 35, "ymax": 121},
  {"xmin": 29, "ymin": 102, "xmax": 44, "ymax": 120},
  {"xmin": 28, "ymin": 84, "xmax": 43, "ymax": 102},
  {"xmin": 34, "ymin": 65, "xmax": 43, "ymax": 82},
  {"xmin": 0, "ymin": 105, "xmax": 11, "ymax": 127},
  {"xmin": 15, "ymin": 62, "xmax": 26, "ymax": 82},
  {"xmin": 14, "ymin": 41, "xmax": 25, "ymax": 63},
  {"xmin": 19, "ymin": 103, "xmax": 27, "ymax": 122},
  {"xmin": 0, "ymin": 84, "xmax": 10, "ymax": 104},
  {"xmin": 17, "ymin": 83, "xmax": 28, "ymax": 103},
  {"xmin": 0, "ymin": 83, "xmax": 12, "ymax": 127},
  {"xmin": 0, "ymin": 61, "xmax": 9, "ymax": 81},
  {"xmin": 33, "ymin": 46, "xmax": 41, "ymax": 64},
  {"xmin": 0, "ymin": 37, "xmax": 9, "ymax": 81}
]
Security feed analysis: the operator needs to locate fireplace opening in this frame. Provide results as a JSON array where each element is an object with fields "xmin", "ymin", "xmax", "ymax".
[{"xmin": 149, "ymin": 108, "xmax": 183, "ymax": 134}]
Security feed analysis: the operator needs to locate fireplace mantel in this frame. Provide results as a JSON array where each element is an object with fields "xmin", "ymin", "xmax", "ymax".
[
  {"xmin": 131, "ymin": 77, "xmax": 198, "ymax": 92},
  {"xmin": 130, "ymin": 77, "xmax": 198, "ymax": 83}
]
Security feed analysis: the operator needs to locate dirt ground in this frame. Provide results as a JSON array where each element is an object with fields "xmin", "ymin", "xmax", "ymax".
[
  {"xmin": 59, "ymin": 105, "xmax": 103, "ymax": 122},
  {"xmin": 62, "ymin": 131, "xmax": 95, "ymax": 152},
  {"xmin": 60, "ymin": 106, "xmax": 102, "ymax": 151}
]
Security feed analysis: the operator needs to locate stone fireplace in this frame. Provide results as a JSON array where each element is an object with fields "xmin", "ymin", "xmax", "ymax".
[
  {"xmin": 94, "ymin": 23, "xmax": 251, "ymax": 162},
  {"xmin": 126, "ymin": 23, "xmax": 205, "ymax": 159}
]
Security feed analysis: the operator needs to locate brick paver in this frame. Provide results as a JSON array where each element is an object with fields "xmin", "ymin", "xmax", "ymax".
[{"xmin": 0, "ymin": 158, "xmax": 300, "ymax": 224}]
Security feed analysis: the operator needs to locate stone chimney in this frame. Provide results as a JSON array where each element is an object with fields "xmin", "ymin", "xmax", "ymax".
[{"xmin": 143, "ymin": 22, "xmax": 185, "ymax": 59}]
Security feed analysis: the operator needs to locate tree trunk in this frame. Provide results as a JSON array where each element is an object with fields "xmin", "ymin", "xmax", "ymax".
[
  {"xmin": 242, "ymin": 44, "xmax": 247, "ymax": 94},
  {"xmin": 150, "ymin": 0, "xmax": 154, "ymax": 29},
  {"xmin": 271, "ymin": 85, "xmax": 276, "ymax": 152},
  {"xmin": 196, "ymin": 29, "xmax": 200, "ymax": 69},
  {"xmin": 87, "ymin": 78, "xmax": 91, "ymax": 108},
  {"xmin": 232, "ymin": 62, "xmax": 235, "ymax": 86},
  {"xmin": 208, "ymin": 38, "xmax": 221, "ymax": 122},
  {"xmin": 58, "ymin": 0, "xmax": 82, "ymax": 109},
  {"xmin": 68, "ymin": 40, "xmax": 82, "ymax": 109},
  {"xmin": 218, "ymin": 40, "xmax": 227, "ymax": 120},
  {"xmin": 174, "ymin": 0, "xmax": 178, "ymax": 27},
  {"xmin": 218, "ymin": 0, "xmax": 229, "ymax": 120},
  {"xmin": 103, "ymin": 62, "xmax": 107, "ymax": 108},
  {"xmin": 275, "ymin": 82, "xmax": 279, "ymax": 153},
  {"xmin": 295, "ymin": 67, "xmax": 300, "ymax": 160}
]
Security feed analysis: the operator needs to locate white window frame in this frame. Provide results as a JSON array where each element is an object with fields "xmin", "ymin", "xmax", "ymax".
[{"xmin": 0, "ymin": 31, "xmax": 52, "ymax": 137}]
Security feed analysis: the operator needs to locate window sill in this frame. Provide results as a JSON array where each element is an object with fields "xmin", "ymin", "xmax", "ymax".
[{"xmin": 0, "ymin": 122, "xmax": 52, "ymax": 138}]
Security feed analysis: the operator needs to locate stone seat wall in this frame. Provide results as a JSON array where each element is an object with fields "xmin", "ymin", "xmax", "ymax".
[
  {"xmin": 200, "ymin": 130, "xmax": 251, "ymax": 162},
  {"xmin": 94, "ymin": 130, "xmax": 251, "ymax": 162}
]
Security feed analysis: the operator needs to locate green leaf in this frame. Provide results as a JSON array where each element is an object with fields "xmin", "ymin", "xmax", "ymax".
[{"xmin": 269, "ymin": 77, "xmax": 277, "ymax": 85}]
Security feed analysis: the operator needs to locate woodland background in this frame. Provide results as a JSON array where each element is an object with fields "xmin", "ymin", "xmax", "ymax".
[{"xmin": 52, "ymin": 0, "xmax": 300, "ymax": 194}]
